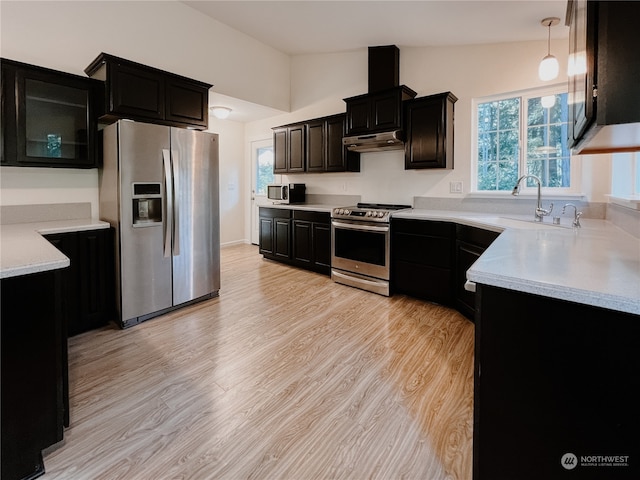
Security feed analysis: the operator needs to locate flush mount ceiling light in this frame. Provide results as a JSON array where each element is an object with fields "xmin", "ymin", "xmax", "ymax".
[
  {"xmin": 210, "ymin": 106, "xmax": 232, "ymax": 119},
  {"xmin": 538, "ymin": 17, "xmax": 560, "ymax": 81}
]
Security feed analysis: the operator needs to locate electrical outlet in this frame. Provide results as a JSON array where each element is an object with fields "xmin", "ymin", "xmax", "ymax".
[{"xmin": 450, "ymin": 181, "xmax": 463, "ymax": 194}]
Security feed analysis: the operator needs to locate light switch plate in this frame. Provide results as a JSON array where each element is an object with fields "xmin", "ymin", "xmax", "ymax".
[{"xmin": 450, "ymin": 181, "xmax": 463, "ymax": 194}]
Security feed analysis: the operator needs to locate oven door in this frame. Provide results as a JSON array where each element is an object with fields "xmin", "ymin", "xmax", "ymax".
[{"xmin": 331, "ymin": 218, "xmax": 390, "ymax": 281}]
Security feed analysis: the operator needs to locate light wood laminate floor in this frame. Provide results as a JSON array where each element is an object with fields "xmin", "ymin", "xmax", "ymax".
[{"xmin": 42, "ymin": 244, "xmax": 474, "ymax": 479}]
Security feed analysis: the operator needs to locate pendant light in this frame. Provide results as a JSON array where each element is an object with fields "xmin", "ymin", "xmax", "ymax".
[{"xmin": 538, "ymin": 17, "xmax": 560, "ymax": 81}]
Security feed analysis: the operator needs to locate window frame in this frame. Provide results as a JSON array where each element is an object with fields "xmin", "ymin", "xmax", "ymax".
[{"xmin": 471, "ymin": 84, "xmax": 581, "ymax": 195}]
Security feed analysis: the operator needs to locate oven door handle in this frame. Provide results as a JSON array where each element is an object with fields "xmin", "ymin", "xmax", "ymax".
[{"xmin": 331, "ymin": 220, "xmax": 389, "ymax": 233}]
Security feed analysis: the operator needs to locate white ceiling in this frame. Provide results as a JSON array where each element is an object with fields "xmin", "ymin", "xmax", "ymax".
[{"xmin": 183, "ymin": 0, "xmax": 569, "ymax": 55}]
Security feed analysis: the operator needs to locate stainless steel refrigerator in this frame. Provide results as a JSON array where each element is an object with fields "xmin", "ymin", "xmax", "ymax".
[{"xmin": 100, "ymin": 120, "xmax": 220, "ymax": 328}]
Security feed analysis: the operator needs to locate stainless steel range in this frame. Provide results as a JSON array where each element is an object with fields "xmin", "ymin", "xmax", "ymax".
[{"xmin": 331, "ymin": 203, "xmax": 411, "ymax": 296}]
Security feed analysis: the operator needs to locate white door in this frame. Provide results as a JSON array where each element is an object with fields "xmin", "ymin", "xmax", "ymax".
[{"xmin": 250, "ymin": 139, "xmax": 276, "ymax": 245}]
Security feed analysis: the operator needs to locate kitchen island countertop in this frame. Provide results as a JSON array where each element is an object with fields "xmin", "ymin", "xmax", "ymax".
[
  {"xmin": 1, "ymin": 219, "xmax": 110, "ymax": 279},
  {"xmin": 394, "ymin": 209, "xmax": 640, "ymax": 315}
]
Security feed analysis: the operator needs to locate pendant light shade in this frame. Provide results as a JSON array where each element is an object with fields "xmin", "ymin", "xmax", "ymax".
[
  {"xmin": 541, "ymin": 94, "xmax": 556, "ymax": 109},
  {"xmin": 539, "ymin": 17, "xmax": 560, "ymax": 81},
  {"xmin": 539, "ymin": 55, "xmax": 560, "ymax": 81}
]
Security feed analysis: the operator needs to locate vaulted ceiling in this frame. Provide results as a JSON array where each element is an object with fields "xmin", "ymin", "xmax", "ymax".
[{"xmin": 183, "ymin": 0, "xmax": 569, "ymax": 55}]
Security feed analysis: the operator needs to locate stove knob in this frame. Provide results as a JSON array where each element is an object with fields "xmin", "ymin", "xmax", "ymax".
[
  {"xmin": 339, "ymin": 209, "xmax": 345, "ymax": 215},
  {"xmin": 377, "ymin": 211, "xmax": 384, "ymax": 218},
  {"xmin": 345, "ymin": 209, "xmax": 350, "ymax": 215},
  {"xmin": 365, "ymin": 211, "xmax": 371, "ymax": 217}
]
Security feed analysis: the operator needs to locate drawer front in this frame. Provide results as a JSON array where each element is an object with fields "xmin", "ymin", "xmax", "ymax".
[
  {"xmin": 259, "ymin": 207, "xmax": 292, "ymax": 219},
  {"xmin": 456, "ymin": 224, "xmax": 500, "ymax": 248},
  {"xmin": 293, "ymin": 210, "xmax": 330, "ymax": 223},
  {"xmin": 393, "ymin": 218, "xmax": 453, "ymax": 237},
  {"xmin": 393, "ymin": 261, "xmax": 452, "ymax": 304},
  {"xmin": 392, "ymin": 232, "xmax": 452, "ymax": 268}
]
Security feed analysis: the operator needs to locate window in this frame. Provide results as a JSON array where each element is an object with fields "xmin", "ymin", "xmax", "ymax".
[
  {"xmin": 475, "ymin": 89, "xmax": 571, "ymax": 192},
  {"xmin": 611, "ymin": 152, "xmax": 640, "ymax": 203},
  {"xmin": 255, "ymin": 145, "xmax": 274, "ymax": 195}
]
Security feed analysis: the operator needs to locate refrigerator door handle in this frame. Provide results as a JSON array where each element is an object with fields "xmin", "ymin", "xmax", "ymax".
[
  {"xmin": 162, "ymin": 149, "xmax": 173, "ymax": 258},
  {"xmin": 171, "ymin": 148, "xmax": 180, "ymax": 256}
]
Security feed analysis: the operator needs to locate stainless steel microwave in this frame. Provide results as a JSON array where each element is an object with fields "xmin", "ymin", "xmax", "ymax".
[{"xmin": 267, "ymin": 183, "xmax": 306, "ymax": 204}]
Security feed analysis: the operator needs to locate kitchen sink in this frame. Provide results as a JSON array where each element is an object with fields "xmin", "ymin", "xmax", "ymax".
[{"xmin": 500, "ymin": 215, "xmax": 575, "ymax": 229}]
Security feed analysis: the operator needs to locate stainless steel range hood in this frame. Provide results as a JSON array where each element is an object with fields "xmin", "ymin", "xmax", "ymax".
[{"xmin": 343, "ymin": 130, "xmax": 404, "ymax": 153}]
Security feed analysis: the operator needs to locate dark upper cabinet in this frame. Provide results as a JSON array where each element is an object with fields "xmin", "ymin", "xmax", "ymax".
[
  {"xmin": 567, "ymin": 0, "xmax": 640, "ymax": 154},
  {"xmin": 306, "ymin": 119, "xmax": 325, "ymax": 172},
  {"xmin": 273, "ymin": 113, "xmax": 360, "ymax": 174},
  {"xmin": 85, "ymin": 53, "xmax": 211, "ymax": 130},
  {"xmin": 404, "ymin": 92, "xmax": 457, "ymax": 170},
  {"xmin": 1, "ymin": 58, "xmax": 103, "ymax": 168},
  {"xmin": 344, "ymin": 85, "xmax": 416, "ymax": 135},
  {"xmin": 274, "ymin": 124, "xmax": 306, "ymax": 173},
  {"xmin": 273, "ymin": 128, "xmax": 288, "ymax": 172},
  {"xmin": 325, "ymin": 114, "xmax": 360, "ymax": 172},
  {"xmin": 165, "ymin": 77, "xmax": 209, "ymax": 127},
  {"xmin": 288, "ymin": 124, "xmax": 306, "ymax": 173},
  {"xmin": 108, "ymin": 60, "xmax": 164, "ymax": 120}
]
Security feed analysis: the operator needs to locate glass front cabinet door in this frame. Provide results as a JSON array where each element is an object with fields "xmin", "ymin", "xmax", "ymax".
[{"xmin": 1, "ymin": 59, "xmax": 103, "ymax": 168}]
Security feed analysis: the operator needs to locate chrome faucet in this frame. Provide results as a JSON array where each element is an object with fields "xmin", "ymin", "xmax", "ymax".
[
  {"xmin": 512, "ymin": 174, "xmax": 553, "ymax": 222},
  {"xmin": 562, "ymin": 203, "xmax": 582, "ymax": 228}
]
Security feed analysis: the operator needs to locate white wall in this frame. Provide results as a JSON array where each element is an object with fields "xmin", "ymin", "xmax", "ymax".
[
  {"xmin": 0, "ymin": 166, "xmax": 100, "ymax": 213},
  {"xmin": 1, "ymin": 0, "xmax": 288, "ymax": 237},
  {"xmin": 208, "ymin": 117, "xmax": 246, "ymax": 246},
  {"xmin": 246, "ymin": 40, "xmax": 613, "ymax": 208},
  {"xmin": 0, "ymin": 1, "xmax": 289, "ymax": 110}
]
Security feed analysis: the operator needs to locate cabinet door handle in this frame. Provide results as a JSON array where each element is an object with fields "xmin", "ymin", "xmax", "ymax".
[{"xmin": 331, "ymin": 220, "xmax": 389, "ymax": 233}]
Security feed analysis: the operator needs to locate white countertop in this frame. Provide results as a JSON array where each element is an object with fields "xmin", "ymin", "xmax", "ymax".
[
  {"xmin": 394, "ymin": 209, "xmax": 640, "ymax": 315},
  {"xmin": 0, "ymin": 219, "xmax": 110, "ymax": 279},
  {"xmin": 260, "ymin": 203, "xmax": 337, "ymax": 213}
]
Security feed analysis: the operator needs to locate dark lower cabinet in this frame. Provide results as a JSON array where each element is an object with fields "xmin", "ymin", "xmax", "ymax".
[
  {"xmin": 474, "ymin": 285, "xmax": 640, "ymax": 480},
  {"xmin": 292, "ymin": 210, "xmax": 331, "ymax": 274},
  {"xmin": 391, "ymin": 218, "xmax": 455, "ymax": 304},
  {"xmin": 259, "ymin": 207, "xmax": 330, "ymax": 275},
  {"xmin": 44, "ymin": 228, "xmax": 114, "ymax": 336},
  {"xmin": 454, "ymin": 224, "xmax": 500, "ymax": 320},
  {"xmin": 1, "ymin": 270, "xmax": 66, "ymax": 480},
  {"xmin": 259, "ymin": 208, "xmax": 292, "ymax": 260}
]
